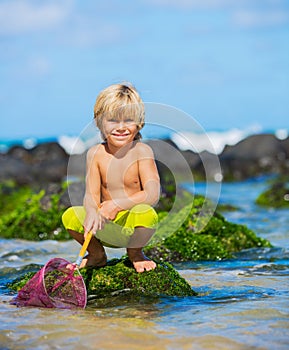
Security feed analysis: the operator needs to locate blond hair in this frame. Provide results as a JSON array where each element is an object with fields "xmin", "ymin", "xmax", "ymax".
[{"xmin": 94, "ymin": 83, "xmax": 145, "ymax": 140}]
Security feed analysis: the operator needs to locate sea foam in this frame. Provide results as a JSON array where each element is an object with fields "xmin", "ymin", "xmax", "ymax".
[{"xmin": 170, "ymin": 126, "xmax": 263, "ymax": 154}]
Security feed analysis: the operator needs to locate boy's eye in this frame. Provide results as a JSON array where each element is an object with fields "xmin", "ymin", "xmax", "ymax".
[
  {"xmin": 107, "ymin": 118, "xmax": 135, "ymax": 124},
  {"xmin": 124, "ymin": 117, "xmax": 137, "ymax": 124}
]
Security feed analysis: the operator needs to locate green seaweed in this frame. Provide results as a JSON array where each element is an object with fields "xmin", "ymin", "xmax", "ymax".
[
  {"xmin": 83, "ymin": 258, "xmax": 196, "ymax": 297},
  {"xmin": 8, "ymin": 258, "xmax": 197, "ymax": 299},
  {"xmin": 145, "ymin": 197, "xmax": 272, "ymax": 262},
  {"xmin": 7, "ymin": 271, "xmax": 36, "ymax": 291},
  {"xmin": 216, "ymin": 203, "xmax": 240, "ymax": 212},
  {"xmin": 0, "ymin": 182, "xmax": 69, "ymax": 240},
  {"xmin": 1, "ymin": 181, "xmax": 272, "ymax": 263},
  {"xmin": 255, "ymin": 179, "xmax": 289, "ymax": 208}
]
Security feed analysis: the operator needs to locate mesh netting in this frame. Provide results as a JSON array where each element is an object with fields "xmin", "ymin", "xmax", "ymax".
[{"xmin": 12, "ymin": 258, "xmax": 87, "ymax": 309}]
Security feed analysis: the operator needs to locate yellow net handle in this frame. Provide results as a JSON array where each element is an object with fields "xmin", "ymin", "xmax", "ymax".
[{"xmin": 75, "ymin": 232, "xmax": 93, "ymax": 266}]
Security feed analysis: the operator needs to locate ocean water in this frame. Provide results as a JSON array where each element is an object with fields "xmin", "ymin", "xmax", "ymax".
[{"xmin": 1, "ymin": 180, "xmax": 289, "ymax": 350}]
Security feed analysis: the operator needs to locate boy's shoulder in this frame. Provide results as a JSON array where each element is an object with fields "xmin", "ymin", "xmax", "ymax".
[
  {"xmin": 86, "ymin": 143, "xmax": 105, "ymax": 158},
  {"xmin": 134, "ymin": 141, "xmax": 154, "ymax": 157}
]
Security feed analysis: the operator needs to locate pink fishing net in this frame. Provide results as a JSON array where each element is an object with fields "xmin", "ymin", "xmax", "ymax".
[{"xmin": 12, "ymin": 258, "xmax": 87, "ymax": 309}]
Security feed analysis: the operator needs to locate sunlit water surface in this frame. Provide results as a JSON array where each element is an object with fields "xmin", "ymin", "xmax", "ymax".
[{"xmin": 1, "ymin": 180, "xmax": 288, "ymax": 349}]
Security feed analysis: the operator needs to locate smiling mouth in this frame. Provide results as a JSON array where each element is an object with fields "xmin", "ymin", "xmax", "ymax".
[{"xmin": 112, "ymin": 133, "xmax": 129, "ymax": 137}]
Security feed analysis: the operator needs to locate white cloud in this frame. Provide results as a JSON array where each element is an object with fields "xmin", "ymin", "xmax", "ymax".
[
  {"xmin": 8, "ymin": 55, "xmax": 52, "ymax": 81},
  {"xmin": 145, "ymin": 0, "xmax": 247, "ymax": 10},
  {"xmin": 145, "ymin": 0, "xmax": 289, "ymax": 14},
  {"xmin": 61, "ymin": 18, "xmax": 124, "ymax": 48},
  {"xmin": 0, "ymin": 0, "xmax": 73, "ymax": 35},
  {"xmin": 0, "ymin": 0, "xmax": 125, "ymax": 49},
  {"xmin": 233, "ymin": 10, "xmax": 289, "ymax": 28}
]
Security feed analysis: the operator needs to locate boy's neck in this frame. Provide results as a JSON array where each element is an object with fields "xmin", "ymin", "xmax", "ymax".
[{"xmin": 104, "ymin": 140, "xmax": 138, "ymax": 157}]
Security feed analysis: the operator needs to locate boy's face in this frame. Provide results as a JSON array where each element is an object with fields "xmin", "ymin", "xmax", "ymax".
[{"xmin": 102, "ymin": 116, "xmax": 140, "ymax": 147}]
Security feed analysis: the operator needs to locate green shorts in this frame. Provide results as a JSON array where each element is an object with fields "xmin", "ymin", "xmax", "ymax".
[{"xmin": 62, "ymin": 204, "xmax": 158, "ymax": 248}]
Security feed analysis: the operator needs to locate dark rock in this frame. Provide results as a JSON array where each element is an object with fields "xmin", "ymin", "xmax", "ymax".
[
  {"xmin": 0, "ymin": 142, "xmax": 69, "ymax": 185},
  {"xmin": 0, "ymin": 156, "xmax": 34, "ymax": 185},
  {"xmin": 29, "ymin": 142, "xmax": 69, "ymax": 183},
  {"xmin": 1, "ymin": 133, "xmax": 289, "ymax": 186},
  {"xmin": 31, "ymin": 161, "xmax": 68, "ymax": 183},
  {"xmin": 29, "ymin": 142, "xmax": 68, "ymax": 163},
  {"xmin": 194, "ymin": 150, "xmax": 222, "ymax": 180},
  {"xmin": 279, "ymin": 137, "xmax": 289, "ymax": 172},
  {"xmin": 221, "ymin": 134, "xmax": 283, "ymax": 160},
  {"xmin": 280, "ymin": 137, "xmax": 289, "ymax": 157},
  {"xmin": 146, "ymin": 139, "xmax": 199, "ymax": 174},
  {"xmin": 219, "ymin": 134, "xmax": 288, "ymax": 180},
  {"xmin": 145, "ymin": 139, "xmax": 202, "ymax": 182},
  {"xmin": 7, "ymin": 146, "xmax": 32, "ymax": 162},
  {"xmin": 59, "ymin": 181, "xmax": 85, "ymax": 207},
  {"xmin": 66, "ymin": 152, "xmax": 86, "ymax": 178}
]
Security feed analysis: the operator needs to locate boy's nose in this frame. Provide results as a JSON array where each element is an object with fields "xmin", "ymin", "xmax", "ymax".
[{"xmin": 116, "ymin": 121, "xmax": 125, "ymax": 129}]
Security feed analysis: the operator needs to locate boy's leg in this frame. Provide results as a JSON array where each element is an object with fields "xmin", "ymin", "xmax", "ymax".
[
  {"xmin": 126, "ymin": 227, "xmax": 156, "ymax": 273},
  {"xmin": 68, "ymin": 229, "xmax": 107, "ymax": 268}
]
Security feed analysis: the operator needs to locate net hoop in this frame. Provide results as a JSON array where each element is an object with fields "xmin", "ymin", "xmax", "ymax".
[{"xmin": 12, "ymin": 257, "xmax": 87, "ymax": 309}]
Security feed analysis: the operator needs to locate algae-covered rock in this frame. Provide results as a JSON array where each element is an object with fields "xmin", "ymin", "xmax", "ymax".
[
  {"xmin": 82, "ymin": 258, "xmax": 196, "ymax": 297},
  {"xmin": 255, "ymin": 179, "xmax": 289, "ymax": 208},
  {"xmin": 0, "ymin": 181, "xmax": 69, "ymax": 240},
  {"xmin": 145, "ymin": 197, "xmax": 272, "ymax": 262},
  {"xmin": 0, "ymin": 181, "xmax": 272, "ymax": 264},
  {"xmin": 216, "ymin": 203, "xmax": 240, "ymax": 212},
  {"xmin": 7, "ymin": 258, "xmax": 197, "ymax": 300}
]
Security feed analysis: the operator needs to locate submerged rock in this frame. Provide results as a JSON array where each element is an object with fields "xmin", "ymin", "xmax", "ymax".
[
  {"xmin": 255, "ymin": 179, "xmax": 289, "ymax": 208},
  {"xmin": 7, "ymin": 258, "xmax": 197, "ymax": 302}
]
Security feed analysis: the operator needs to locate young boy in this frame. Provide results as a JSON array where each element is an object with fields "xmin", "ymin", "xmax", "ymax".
[{"xmin": 62, "ymin": 83, "xmax": 160, "ymax": 273}]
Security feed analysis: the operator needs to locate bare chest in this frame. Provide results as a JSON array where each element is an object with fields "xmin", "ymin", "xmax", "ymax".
[{"xmin": 99, "ymin": 153, "xmax": 141, "ymax": 193}]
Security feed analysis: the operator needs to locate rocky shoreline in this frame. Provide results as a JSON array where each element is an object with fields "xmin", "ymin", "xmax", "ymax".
[
  {"xmin": 2, "ymin": 134, "xmax": 280, "ymax": 299},
  {"xmin": 1, "ymin": 133, "xmax": 289, "ymax": 185}
]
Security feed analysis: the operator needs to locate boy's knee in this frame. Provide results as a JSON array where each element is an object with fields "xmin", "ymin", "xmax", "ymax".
[
  {"xmin": 62, "ymin": 206, "xmax": 85, "ymax": 231},
  {"xmin": 130, "ymin": 204, "xmax": 158, "ymax": 227},
  {"xmin": 62, "ymin": 207, "xmax": 75, "ymax": 227},
  {"xmin": 130, "ymin": 204, "xmax": 154, "ymax": 214}
]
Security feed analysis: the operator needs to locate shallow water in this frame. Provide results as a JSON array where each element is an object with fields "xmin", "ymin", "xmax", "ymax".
[{"xmin": 1, "ymin": 180, "xmax": 289, "ymax": 350}]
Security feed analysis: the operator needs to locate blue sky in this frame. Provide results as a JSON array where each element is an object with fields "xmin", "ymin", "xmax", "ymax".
[{"xmin": 0, "ymin": 0, "xmax": 288, "ymax": 139}]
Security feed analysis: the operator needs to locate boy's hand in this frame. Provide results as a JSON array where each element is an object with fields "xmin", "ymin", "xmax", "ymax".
[
  {"xmin": 83, "ymin": 209, "xmax": 105, "ymax": 237},
  {"xmin": 99, "ymin": 200, "xmax": 121, "ymax": 221}
]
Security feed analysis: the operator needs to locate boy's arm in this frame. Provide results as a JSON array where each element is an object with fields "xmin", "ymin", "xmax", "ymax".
[
  {"xmin": 131, "ymin": 144, "xmax": 160, "ymax": 206},
  {"xmin": 83, "ymin": 146, "xmax": 103, "ymax": 235}
]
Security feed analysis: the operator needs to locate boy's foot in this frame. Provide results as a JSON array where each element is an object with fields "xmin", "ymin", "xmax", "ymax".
[
  {"xmin": 132, "ymin": 259, "xmax": 156, "ymax": 273},
  {"xmin": 79, "ymin": 254, "xmax": 107, "ymax": 269},
  {"xmin": 127, "ymin": 248, "xmax": 156, "ymax": 273}
]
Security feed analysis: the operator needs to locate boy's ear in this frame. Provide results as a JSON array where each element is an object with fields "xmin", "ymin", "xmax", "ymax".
[{"xmin": 137, "ymin": 122, "xmax": 145, "ymax": 130}]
